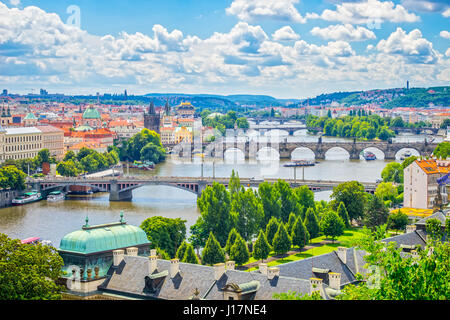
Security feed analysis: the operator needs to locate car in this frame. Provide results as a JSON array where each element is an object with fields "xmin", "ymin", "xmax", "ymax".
[{"xmin": 376, "ymin": 179, "xmax": 383, "ymax": 183}]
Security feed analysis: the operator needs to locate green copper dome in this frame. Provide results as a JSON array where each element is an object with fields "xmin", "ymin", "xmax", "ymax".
[
  {"xmin": 59, "ymin": 221, "xmax": 150, "ymax": 255},
  {"xmin": 24, "ymin": 112, "xmax": 37, "ymax": 120},
  {"xmin": 82, "ymin": 106, "xmax": 101, "ymax": 120}
]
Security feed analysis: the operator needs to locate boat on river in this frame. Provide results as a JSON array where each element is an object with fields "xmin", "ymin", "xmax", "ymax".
[
  {"xmin": 362, "ymin": 151, "xmax": 377, "ymax": 161},
  {"xmin": 47, "ymin": 191, "xmax": 65, "ymax": 202},
  {"xmin": 12, "ymin": 191, "xmax": 43, "ymax": 206},
  {"xmin": 130, "ymin": 160, "xmax": 155, "ymax": 170},
  {"xmin": 284, "ymin": 160, "xmax": 315, "ymax": 167}
]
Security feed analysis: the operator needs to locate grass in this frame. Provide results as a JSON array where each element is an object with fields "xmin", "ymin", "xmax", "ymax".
[{"xmin": 245, "ymin": 227, "xmax": 366, "ymax": 272}]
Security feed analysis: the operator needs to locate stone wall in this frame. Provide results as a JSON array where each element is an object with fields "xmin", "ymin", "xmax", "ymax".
[{"xmin": 0, "ymin": 189, "xmax": 21, "ymax": 208}]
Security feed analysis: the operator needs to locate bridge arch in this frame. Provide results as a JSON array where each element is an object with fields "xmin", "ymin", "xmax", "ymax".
[
  {"xmin": 359, "ymin": 147, "xmax": 386, "ymax": 160},
  {"xmin": 291, "ymin": 147, "xmax": 316, "ymax": 160},
  {"xmin": 265, "ymin": 129, "xmax": 289, "ymax": 137},
  {"xmin": 224, "ymin": 148, "xmax": 245, "ymax": 163},
  {"xmin": 324, "ymin": 147, "xmax": 351, "ymax": 160},
  {"xmin": 394, "ymin": 147, "xmax": 421, "ymax": 160},
  {"xmin": 119, "ymin": 182, "xmax": 202, "ymax": 195},
  {"xmin": 39, "ymin": 183, "xmax": 110, "ymax": 193},
  {"xmin": 257, "ymin": 147, "xmax": 280, "ymax": 161}
]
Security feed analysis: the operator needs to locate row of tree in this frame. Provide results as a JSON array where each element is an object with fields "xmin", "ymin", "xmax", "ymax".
[
  {"xmin": 201, "ymin": 110, "xmax": 249, "ymax": 135},
  {"xmin": 56, "ymin": 148, "xmax": 119, "ymax": 177},
  {"xmin": 306, "ymin": 114, "xmax": 396, "ymax": 141}
]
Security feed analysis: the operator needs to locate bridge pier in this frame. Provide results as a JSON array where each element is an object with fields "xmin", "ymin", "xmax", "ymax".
[
  {"xmin": 197, "ymin": 180, "xmax": 208, "ymax": 198},
  {"xmin": 109, "ymin": 181, "xmax": 133, "ymax": 202}
]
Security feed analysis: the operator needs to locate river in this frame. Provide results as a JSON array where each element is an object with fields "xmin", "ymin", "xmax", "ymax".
[{"xmin": 0, "ymin": 131, "xmax": 441, "ymax": 246}]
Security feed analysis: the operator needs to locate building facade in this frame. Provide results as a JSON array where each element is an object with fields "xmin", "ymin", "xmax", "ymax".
[
  {"xmin": 0, "ymin": 127, "xmax": 43, "ymax": 162},
  {"xmin": 37, "ymin": 125, "xmax": 65, "ymax": 161},
  {"xmin": 144, "ymin": 102, "xmax": 160, "ymax": 134},
  {"xmin": 404, "ymin": 158, "xmax": 450, "ymax": 209}
]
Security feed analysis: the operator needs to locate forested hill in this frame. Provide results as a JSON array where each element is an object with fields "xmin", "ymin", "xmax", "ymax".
[{"xmin": 299, "ymin": 86, "xmax": 449, "ymax": 109}]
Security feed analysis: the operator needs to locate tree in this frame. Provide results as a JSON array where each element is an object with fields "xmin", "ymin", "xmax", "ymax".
[
  {"xmin": 229, "ymin": 170, "xmax": 243, "ymax": 200},
  {"xmin": 375, "ymin": 182, "xmax": 399, "ymax": 207},
  {"xmin": 336, "ymin": 227, "xmax": 450, "ymax": 300},
  {"xmin": 304, "ymin": 207, "xmax": 320, "ymax": 240},
  {"xmin": 319, "ymin": 210, "xmax": 345, "ymax": 242},
  {"xmin": 295, "ymin": 185, "xmax": 315, "ymax": 215},
  {"xmin": 0, "ymin": 166, "xmax": 27, "ymax": 190},
  {"xmin": 337, "ymin": 202, "xmax": 350, "ymax": 228},
  {"xmin": 181, "ymin": 243, "xmax": 199, "ymax": 264},
  {"xmin": 401, "ymin": 156, "xmax": 418, "ymax": 169},
  {"xmin": 272, "ymin": 224, "xmax": 292, "ymax": 255},
  {"xmin": 426, "ymin": 218, "xmax": 443, "ymax": 240},
  {"xmin": 140, "ymin": 216, "xmax": 186, "ymax": 258},
  {"xmin": 202, "ymin": 232, "xmax": 225, "ymax": 265},
  {"xmin": 265, "ymin": 217, "xmax": 280, "ymax": 246},
  {"xmin": 224, "ymin": 228, "xmax": 239, "ymax": 256},
  {"xmin": 387, "ymin": 210, "xmax": 409, "ymax": 233},
  {"xmin": 36, "ymin": 149, "xmax": 51, "ymax": 166},
  {"xmin": 140, "ymin": 142, "xmax": 166, "ymax": 164},
  {"xmin": 176, "ymin": 241, "xmax": 188, "ymax": 260},
  {"xmin": 253, "ymin": 230, "xmax": 271, "ymax": 262},
  {"xmin": 231, "ymin": 189, "xmax": 264, "ymax": 241},
  {"xmin": 274, "ymin": 291, "xmax": 323, "ymax": 300},
  {"xmin": 0, "ymin": 233, "xmax": 64, "ymax": 300},
  {"xmin": 331, "ymin": 181, "xmax": 367, "ymax": 222},
  {"xmin": 381, "ymin": 162, "xmax": 404, "ymax": 183},
  {"xmin": 274, "ymin": 180, "xmax": 302, "ymax": 223},
  {"xmin": 446, "ymin": 218, "xmax": 450, "ymax": 239},
  {"xmin": 291, "ymin": 216, "xmax": 310, "ymax": 249},
  {"xmin": 286, "ymin": 212, "xmax": 297, "ymax": 235},
  {"xmin": 63, "ymin": 150, "xmax": 76, "ymax": 162},
  {"xmin": 189, "ymin": 221, "xmax": 209, "ymax": 255},
  {"xmin": 56, "ymin": 160, "xmax": 80, "ymax": 177},
  {"xmin": 433, "ymin": 141, "xmax": 450, "ymax": 159},
  {"xmin": 364, "ymin": 196, "xmax": 390, "ymax": 230},
  {"xmin": 229, "ymin": 234, "xmax": 250, "ymax": 266},
  {"xmin": 258, "ymin": 182, "xmax": 282, "ymax": 226},
  {"xmin": 196, "ymin": 182, "xmax": 233, "ymax": 247}
]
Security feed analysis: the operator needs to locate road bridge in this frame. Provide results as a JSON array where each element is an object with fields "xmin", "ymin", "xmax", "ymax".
[{"xmin": 27, "ymin": 176, "xmax": 378, "ymax": 202}]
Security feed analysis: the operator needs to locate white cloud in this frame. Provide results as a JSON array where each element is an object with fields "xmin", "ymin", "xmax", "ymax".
[
  {"xmin": 318, "ymin": 0, "xmax": 420, "ymax": 24},
  {"xmin": 440, "ymin": 31, "xmax": 450, "ymax": 39},
  {"xmin": 272, "ymin": 26, "xmax": 300, "ymax": 41},
  {"xmin": 9, "ymin": 0, "xmax": 20, "ymax": 6},
  {"xmin": 444, "ymin": 8, "xmax": 450, "ymax": 17},
  {"xmin": 446, "ymin": 48, "xmax": 450, "ymax": 57},
  {"xmin": 376, "ymin": 27, "xmax": 439, "ymax": 64},
  {"xmin": 310, "ymin": 24, "xmax": 376, "ymax": 42},
  {"xmin": 226, "ymin": 0, "xmax": 307, "ymax": 23}
]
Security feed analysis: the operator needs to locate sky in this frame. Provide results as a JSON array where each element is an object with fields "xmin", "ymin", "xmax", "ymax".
[{"xmin": 0, "ymin": 0, "xmax": 449, "ymax": 99}]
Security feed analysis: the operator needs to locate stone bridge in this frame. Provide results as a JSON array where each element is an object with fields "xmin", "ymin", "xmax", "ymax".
[
  {"xmin": 27, "ymin": 176, "xmax": 378, "ymax": 202},
  {"xmin": 170, "ymin": 140, "xmax": 437, "ymax": 160}
]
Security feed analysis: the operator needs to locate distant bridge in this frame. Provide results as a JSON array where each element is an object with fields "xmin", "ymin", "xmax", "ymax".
[
  {"xmin": 246, "ymin": 126, "xmax": 322, "ymax": 135},
  {"xmin": 27, "ymin": 176, "xmax": 378, "ymax": 202},
  {"xmin": 168, "ymin": 140, "xmax": 437, "ymax": 160}
]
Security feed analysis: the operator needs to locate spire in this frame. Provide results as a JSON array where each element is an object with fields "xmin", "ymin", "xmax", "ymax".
[
  {"xmin": 83, "ymin": 215, "xmax": 90, "ymax": 228},
  {"xmin": 7, "ymin": 106, "xmax": 10, "ymax": 117},
  {"xmin": 164, "ymin": 100, "xmax": 171, "ymax": 116},
  {"xmin": 120, "ymin": 211, "xmax": 126, "ymax": 223},
  {"xmin": 149, "ymin": 101, "xmax": 156, "ymax": 115}
]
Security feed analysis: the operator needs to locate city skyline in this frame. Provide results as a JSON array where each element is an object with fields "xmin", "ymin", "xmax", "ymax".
[{"xmin": 0, "ymin": 0, "xmax": 449, "ymax": 99}]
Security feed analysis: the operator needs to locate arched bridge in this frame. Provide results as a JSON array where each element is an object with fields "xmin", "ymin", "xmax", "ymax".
[
  {"xmin": 27, "ymin": 176, "xmax": 379, "ymax": 202},
  {"xmin": 170, "ymin": 140, "xmax": 437, "ymax": 160}
]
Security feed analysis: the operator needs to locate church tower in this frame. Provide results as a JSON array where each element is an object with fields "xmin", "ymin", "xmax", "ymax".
[{"xmin": 144, "ymin": 101, "xmax": 161, "ymax": 134}]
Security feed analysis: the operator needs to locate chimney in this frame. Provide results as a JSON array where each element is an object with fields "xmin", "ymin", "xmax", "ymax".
[
  {"xmin": 213, "ymin": 263, "xmax": 226, "ymax": 281},
  {"xmin": 149, "ymin": 255, "xmax": 158, "ymax": 274},
  {"xmin": 337, "ymin": 247, "xmax": 347, "ymax": 264},
  {"xmin": 328, "ymin": 272, "xmax": 341, "ymax": 290},
  {"xmin": 310, "ymin": 278, "xmax": 323, "ymax": 295},
  {"xmin": 259, "ymin": 263, "xmax": 268, "ymax": 275},
  {"xmin": 406, "ymin": 224, "xmax": 417, "ymax": 233},
  {"xmin": 170, "ymin": 259, "xmax": 180, "ymax": 278},
  {"xmin": 226, "ymin": 261, "xmax": 235, "ymax": 270},
  {"xmin": 267, "ymin": 267, "xmax": 280, "ymax": 280},
  {"xmin": 150, "ymin": 249, "xmax": 157, "ymax": 257},
  {"xmin": 113, "ymin": 249, "xmax": 125, "ymax": 267},
  {"xmin": 126, "ymin": 247, "xmax": 138, "ymax": 256}
]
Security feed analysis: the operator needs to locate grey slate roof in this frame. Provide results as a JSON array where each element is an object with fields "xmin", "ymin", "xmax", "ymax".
[
  {"xmin": 381, "ymin": 231, "xmax": 427, "ymax": 248},
  {"xmin": 416, "ymin": 211, "xmax": 447, "ymax": 226}
]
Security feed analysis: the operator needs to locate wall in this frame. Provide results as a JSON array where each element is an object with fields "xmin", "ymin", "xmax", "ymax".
[{"xmin": 0, "ymin": 189, "xmax": 21, "ymax": 208}]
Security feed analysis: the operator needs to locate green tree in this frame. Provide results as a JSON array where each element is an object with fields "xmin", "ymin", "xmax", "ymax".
[
  {"xmin": 381, "ymin": 162, "xmax": 404, "ymax": 183},
  {"xmin": 331, "ymin": 181, "xmax": 367, "ymax": 222},
  {"xmin": 56, "ymin": 160, "xmax": 80, "ymax": 177},
  {"xmin": 229, "ymin": 234, "xmax": 250, "ymax": 266},
  {"xmin": 0, "ymin": 166, "xmax": 27, "ymax": 190},
  {"xmin": 175, "ymin": 241, "xmax": 188, "ymax": 260},
  {"xmin": 433, "ymin": 141, "xmax": 450, "ymax": 159},
  {"xmin": 319, "ymin": 210, "xmax": 345, "ymax": 242},
  {"xmin": 274, "ymin": 291, "xmax": 323, "ymax": 300},
  {"xmin": 196, "ymin": 182, "xmax": 233, "ymax": 247},
  {"xmin": 140, "ymin": 142, "xmax": 166, "ymax": 164},
  {"xmin": 291, "ymin": 216, "xmax": 310, "ymax": 249},
  {"xmin": 0, "ymin": 233, "xmax": 64, "ymax": 300},
  {"xmin": 272, "ymin": 224, "xmax": 292, "ymax": 255},
  {"xmin": 231, "ymin": 189, "xmax": 264, "ymax": 241},
  {"xmin": 401, "ymin": 156, "xmax": 418, "ymax": 169},
  {"xmin": 140, "ymin": 216, "xmax": 186, "ymax": 258},
  {"xmin": 63, "ymin": 150, "xmax": 76, "ymax": 162},
  {"xmin": 364, "ymin": 196, "xmax": 390, "ymax": 230},
  {"xmin": 188, "ymin": 221, "xmax": 209, "ymax": 255},
  {"xmin": 337, "ymin": 202, "xmax": 350, "ymax": 228},
  {"xmin": 304, "ymin": 207, "xmax": 320, "ymax": 240},
  {"xmin": 181, "ymin": 243, "xmax": 199, "ymax": 264},
  {"xmin": 426, "ymin": 218, "xmax": 443, "ymax": 240},
  {"xmin": 274, "ymin": 180, "xmax": 302, "ymax": 223},
  {"xmin": 36, "ymin": 149, "xmax": 51, "ymax": 166},
  {"xmin": 253, "ymin": 230, "xmax": 271, "ymax": 262},
  {"xmin": 229, "ymin": 170, "xmax": 243, "ymax": 200},
  {"xmin": 286, "ymin": 212, "xmax": 297, "ymax": 235},
  {"xmin": 265, "ymin": 217, "xmax": 280, "ymax": 246},
  {"xmin": 202, "ymin": 232, "xmax": 226, "ymax": 265},
  {"xmin": 387, "ymin": 210, "xmax": 409, "ymax": 233},
  {"xmin": 258, "ymin": 182, "xmax": 282, "ymax": 226},
  {"xmin": 224, "ymin": 228, "xmax": 239, "ymax": 256},
  {"xmin": 295, "ymin": 185, "xmax": 315, "ymax": 215}
]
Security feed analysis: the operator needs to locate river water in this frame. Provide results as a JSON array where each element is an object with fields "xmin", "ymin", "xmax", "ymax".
[{"xmin": 0, "ymin": 131, "xmax": 441, "ymax": 246}]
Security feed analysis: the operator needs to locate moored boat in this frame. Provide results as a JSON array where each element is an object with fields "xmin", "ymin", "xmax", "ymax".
[
  {"xmin": 284, "ymin": 159, "xmax": 316, "ymax": 167},
  {"xmin": 363, "ymin": 151, "xmax": 377, "ymax": 161},
  {"xmin": 12, "ymin": 191, "xmax": 43, "ymax": 206},
  {"xmin": 47, "ymin": 191, "xmax": 65, "ymax": 202}
]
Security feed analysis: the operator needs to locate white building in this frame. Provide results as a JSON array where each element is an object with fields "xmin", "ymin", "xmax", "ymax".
[{"xmin": 404, "ymin": 158, "xmax": 450, "ymax": 209}]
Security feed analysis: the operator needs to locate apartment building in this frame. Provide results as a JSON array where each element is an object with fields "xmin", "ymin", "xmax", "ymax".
[
  {"xmin": 37, "ymin": 125, "xmax": 65, "ymax": 161},
  {"xmin": 0, "ymin": 127, "xmax": 43, "ymax": 162},
  {"xmin": 404, "ymin": 158, "xmax": 450, "ymax": 209}
]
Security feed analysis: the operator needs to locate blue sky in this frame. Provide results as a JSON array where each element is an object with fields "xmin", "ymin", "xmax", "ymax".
[{"xmin": 0, "ymin": 0, "xmax": 449, "ymax": 98}]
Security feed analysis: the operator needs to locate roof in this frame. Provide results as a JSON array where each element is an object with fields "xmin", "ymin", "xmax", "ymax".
[
  {"xmin": 59, "ymin": 221, "xmax": 150, "ymax": 255},
  {"xmin": 415, "ymin": 211, "xmax": 447, "ymax": 226},
  {"xmin": 82, "ymin": 106, "xmax": 101, "ymax": 119},
  {"xmin": 381, "ymin": 230, "xmax": 427, "ymax": 248},
  {"xmin": 5, "ymin": 127, "xmax": 41, "ymax": 135},
  {"xmin": 36, "ymin": 125, "xmax": 64, "ymax": 133},
  {"xmin": 24, "ymin": 112, "xmax": 38, "ymax": 120},
  {"xmin": 415, "ymin": 159, "xmax": 450, "ymax": 175}
]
